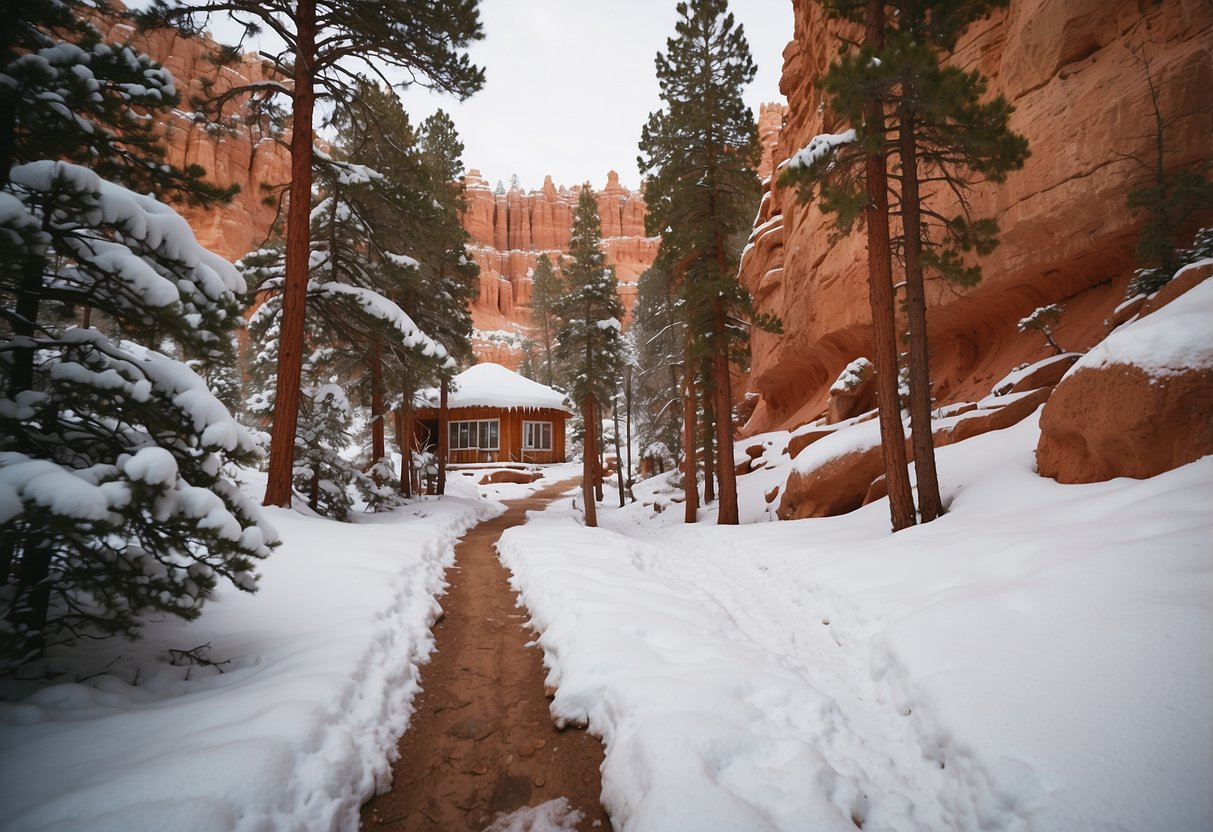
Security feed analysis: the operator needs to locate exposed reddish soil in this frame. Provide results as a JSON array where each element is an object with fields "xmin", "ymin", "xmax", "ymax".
[{"xmin": 360, "ymin": 478, "xmax": 610, "ymax": 831}]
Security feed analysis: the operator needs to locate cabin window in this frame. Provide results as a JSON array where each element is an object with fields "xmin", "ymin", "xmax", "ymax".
[
  {"xmin": 449, "ymin": 419, "xmax": 499, "ymax": 451},
  {"xmin": 522, "ymin": 420, "xmax": 552, "ymax": 451}
]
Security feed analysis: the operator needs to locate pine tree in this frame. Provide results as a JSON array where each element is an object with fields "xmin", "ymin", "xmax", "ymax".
[
  {"xmin": 886, "ymin": 0, "xmax": 1027, "ymax": 522},
  {"xmin": 1, "ymin": 3, "xmax": 273, "ymax": 665},
  {"xmin": 529, "ymin": 253, "xmax": 563, "ymax": 387},
  {"xmin": 1122, "ymin": 52, "xmax": 1213, "ymax": 298},
  {"xmin": 553, "ymin": 188, "xmax": 625, "ymax": 528},
  {"xmin": 240, "ymin": 144, "xmax": 457, "ymax": 516},
  {"xmin": 139, "ymin": 0, "xmax": 485, "ymax": 507},
  {"xmin": 781, "ymin": 0, "xmax": 1026, "ymax": 528},
  {"xmin": 638, "ymin": 0, "xmax": 773, "ymax": 525},
  {"xmin": 631, "ymin": 258, "xmax": 685, "ymax": 477}
]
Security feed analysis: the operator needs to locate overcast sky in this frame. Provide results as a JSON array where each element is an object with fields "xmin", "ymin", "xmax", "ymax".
[{"xmin": 397, "ymin": 1, "xmax": 795, "ymax": 191}]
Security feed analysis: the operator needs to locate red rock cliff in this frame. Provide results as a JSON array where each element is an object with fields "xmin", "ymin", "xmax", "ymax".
[
  {"xmin": 738, "ymin": 0, "xmax": 1213, "ymax": 434},
  {"xmin": 463, "ymin": 170, "xmax": 660, "ymax": 359},
  {"xmin": 95, "ymin": 16, "xmax": 293, "ymax": 263}
]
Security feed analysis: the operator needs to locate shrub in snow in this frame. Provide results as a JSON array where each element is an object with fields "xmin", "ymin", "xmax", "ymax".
[
  {"xmin": 292, "ymin": 384, "xmax": 362, "ymax": 521},
  {"xmin": 358, "ymin": 457, "xmax": 406, "ymax": 514},
  {"xmin": 1017, "ymin": 303, "xmax": 1067, "ymax": 356},
  {"xmin": 1126, "ymin": 226, "xmax": 1213, "ymax": 299},
  {"xmin": 1, "ymin": 5, "xmax": 272, "ymax": 666}
]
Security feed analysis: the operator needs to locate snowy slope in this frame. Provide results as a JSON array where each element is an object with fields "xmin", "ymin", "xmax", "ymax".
[{"xmin": 498, "ymin": 417, "xmax": 1213, "ymax": 831}]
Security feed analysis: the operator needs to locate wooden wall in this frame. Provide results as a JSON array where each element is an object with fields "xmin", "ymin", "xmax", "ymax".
[{"xmin": 412, "ymin": 406, "xmax": 568, "ymax": 464}]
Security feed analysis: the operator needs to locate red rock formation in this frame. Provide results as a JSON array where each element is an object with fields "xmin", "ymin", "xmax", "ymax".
[
  {"xmin": 94, "ymin": 16, "xmax": 293, "ymax": 263},
  {"xmin": 462, "ymin": 170, "xmax": 660, "ymax": 363},
  {"xmin": 756, "ymin": 102, "xmax": 788, "ymax": 182},
  {"xmin": 1036, "ymin": 364, "xmax": 1213, "ymax": 482},
  {"xmin": 738, "ymin": 0, "xmax": 1213, "ymax": 436},
  {"xmin": 1036, "ymin": 273, "xmax": 1213, "ymax": 483}
]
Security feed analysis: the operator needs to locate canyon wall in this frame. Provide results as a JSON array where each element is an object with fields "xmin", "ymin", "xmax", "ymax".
[
  {"xmin": 462, "ymin": 170, "xmax": 659, "ymax": 343},
  {"xmin": 95, "ymin": 16, "xmax": 292, "ymax": 263},
  {"xmin": 738, "ymin": 0, "xmax": 1213, "ymax": 434}
]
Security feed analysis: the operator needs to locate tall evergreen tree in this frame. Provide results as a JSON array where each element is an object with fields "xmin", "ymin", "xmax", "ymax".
[
  {"xmin": 638, "ymin": 0, "xmax": 772, "ymax": 525},
  {"xmin": 239, "ymin": 146, "xmax": 457, "ymax": 517},
  {"xmin": 333, "ymin": 85, "xmax": 476, "ymax": 478},
  {"xmin": 529, "ymin": 253, "xmax": 563, "ymax": 387},
  {"xmin": 781, "ymin": 0, "xmax": 1026, "ymax": 529},
  {"xmin": 1, "ymin": 3, "xmax": 273, "ymax": 665},
  {"xmin": 139, "ymin": 0, "xmax": 485, "ymax": 507},
  {"xmin": 631, "ymin": 258, "xmax": 685, "ymax": 475},
  {"xmin": 886, "ymin": 0, "xmax": 1027, "ymax": 522},
  {"xmin": 553, "ymin": 188, "xmax": 624, "ymax": 528}
]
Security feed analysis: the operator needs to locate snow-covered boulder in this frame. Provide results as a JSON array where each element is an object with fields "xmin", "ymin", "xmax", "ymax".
[{"xmin": 1037, "ymin": 276, "xmax": 1213, "ymax": 483}]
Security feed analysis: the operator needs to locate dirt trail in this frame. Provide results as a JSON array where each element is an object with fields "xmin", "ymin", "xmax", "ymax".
[{"xmin": 361, "ymin": 478, "xmax": 610, "ymax": 831}]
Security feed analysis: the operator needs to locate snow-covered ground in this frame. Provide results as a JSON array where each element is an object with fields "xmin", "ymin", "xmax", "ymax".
[
  {"xmin": 0, "ymin": 465, "xmax": 571, "ymax": 832},
  {"xmin": 499, "ymin": 416, "xmax": 1213, "ymax": 831}
]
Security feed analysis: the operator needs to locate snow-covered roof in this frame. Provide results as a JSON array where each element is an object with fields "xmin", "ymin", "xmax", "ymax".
[{"xmin": 418, "ymin": 363, "xmax": 571, "ymax": 413}]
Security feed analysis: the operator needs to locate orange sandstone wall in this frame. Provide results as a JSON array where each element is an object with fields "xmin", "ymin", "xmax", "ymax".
[
  {"xmin": 462, "ymin": 170, "xmax": 660, "ymax": 335},
  {"xmin": 739, "ymin": 0, "xmax": 1213, "ymax": 434},
  {"xmin": 96, "ymin": 17, "xmax": 292, "ymax": 263}
]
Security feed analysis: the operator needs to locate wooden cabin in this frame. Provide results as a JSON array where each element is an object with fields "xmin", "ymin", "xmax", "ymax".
[{"xmin": 413, "ymin": 363, "xmax": 571, "ymax": 465}]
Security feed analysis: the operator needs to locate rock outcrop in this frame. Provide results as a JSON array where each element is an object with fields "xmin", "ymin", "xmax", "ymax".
[
  {"xmin": 95, "ymin": 16, "xmax": 293, "ymax": 263},
  {"xmin": 1036, "ymin": 274, "xmax": 1213, "ymax": 483},
  {"xmin": 756, "ymin": 102, "xmax": 788, "ymax": 181},
  {"xmin": 462, "ymin": 170, "xmax": 660, "ymax": 364},
  {"xmin": 738, "ymin": 0, "xmax": 1213, "ymax": 436}
]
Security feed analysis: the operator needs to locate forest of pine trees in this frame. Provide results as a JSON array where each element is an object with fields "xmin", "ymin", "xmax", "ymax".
[
  {"xmin": 0, "ymin": 0, "xmax": 485, "ymax": 665},
  {"xmin": 4, "ymin": 0, "xmax": 1204, "ymax": 672}
]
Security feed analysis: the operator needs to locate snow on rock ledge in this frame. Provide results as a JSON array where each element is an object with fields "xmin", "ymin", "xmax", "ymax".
[{"xmin": 1037, "ymin": 277, "xmax": 1213, "ymax": 483}]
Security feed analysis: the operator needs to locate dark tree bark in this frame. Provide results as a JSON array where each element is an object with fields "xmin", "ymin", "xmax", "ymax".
[
  {"xmin": 712, "ymin": 300, "xmax": 739, "ymax": 524},
  {"xmin": 702, "ymin": 396, "xmax": 716, "ymax": 505},
  {"xmin": 436, "ymin": 377, "xmax": 449, "ymax": 495},
  {"xmin": 369, "ymin": 339, "xmax": 386, "ymax": 463},
  {"xmin": 899, "ymin": 101, "xmax": 944, "ymax": 522},
  {"xmin": 613, "ymin": 395, "xmax": 626, "ymax": 508},
  {"xmin": 399, "ymin": 396, "xmax": 414, "ymax": 498},
  {"xmin": 582, "ymin": 394, "xmax": 598, "ymax": 527},
  {"xmin": 624, "ymin": 364, "xmax": 635, "ymax": 501},
  {"xmin": 682, "ymin": 352, "xmax": 699, "ymax": 524},
  {"xmin": 864, "ymin": 0, "xmax": 916, "ymax": 532},
  {"xmin": 263, "ymin": 0, "xmax": 316, "ymax": 507}
]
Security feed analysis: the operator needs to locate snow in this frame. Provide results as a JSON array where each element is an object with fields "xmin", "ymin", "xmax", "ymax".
[
  {"xmin": 0, "ymin": 470, "xmax": 510, "ymax": 832},
  {"xmin": 417, "ymin": 362, "xmax": 573, "ymax": 413},
  {"xmin": 989, "ymin": 352, "xmax": 1080, "ymax": 396},
  {"xmin": 500, "ymin": 418, "xmax": 1212, "ymax": 831},
  {"xmin": 829, "ymin": 356, "xmax": 873, "ymax": 394},
  {"xmin": 782, "ymin": 129, "xmax": 857, "ymax": 172},
  {"xmin": 482, "ymin": 797, "xmax": 585, "ymax": 832},
  {"xmin": 1068, "ymin": 277, "xmax": 1213, "ymax": 378}
]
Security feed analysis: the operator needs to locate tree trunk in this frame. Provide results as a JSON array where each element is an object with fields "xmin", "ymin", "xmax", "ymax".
[
  {"xmin": 582, "ymin": 394, "xmax": 598, "ymax": 527},
  {"xmin": 594, "ymin": 415, "xmax": 605, "ymax": 502},
  {"xmin": 702, "ymin": 396, "xmax": 716, "ymax": 505},
  {"xmin": 624, "ymin": 365, "xmax": 635, "ymax": 501},
  {"xmin": 396, "ymin": 410, "xmax": 408, "ymax": 491},
  {"xmin": 613, "ymin": 394, "xmax": 626, "ymax": 508},
  {"xmin": 712, "ymin": 300, "xmax": 739, "ymax": 524},
  {"xmin": 369, "ymin": 340, "xmax": 386, "ymax": 462},
  {"xmin": 263, "ymin": 0, "xmax": 316, "ymax": 507},
  {"xmin": 436, "ymin": 376, "xmax": 449, "ymax": 495},
  {"xmin": 898, "ymin": 100, "xmax": 943, "ymax": 523},
  {"xmin": 400, "ymin": 395, "xmax": 414, "ymax": 498},
  {"xmin": 864, "ymin": 0, "xmax": 916, "ymax": 532},
  {"xmin": 682, "ymin": 354, "xmax": 699, "ymax": 523}
]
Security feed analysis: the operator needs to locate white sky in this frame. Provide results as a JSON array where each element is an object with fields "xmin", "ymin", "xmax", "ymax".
[{"xmin": 397, "ymin": 1, "xmax": 794, "ymax": 191}]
